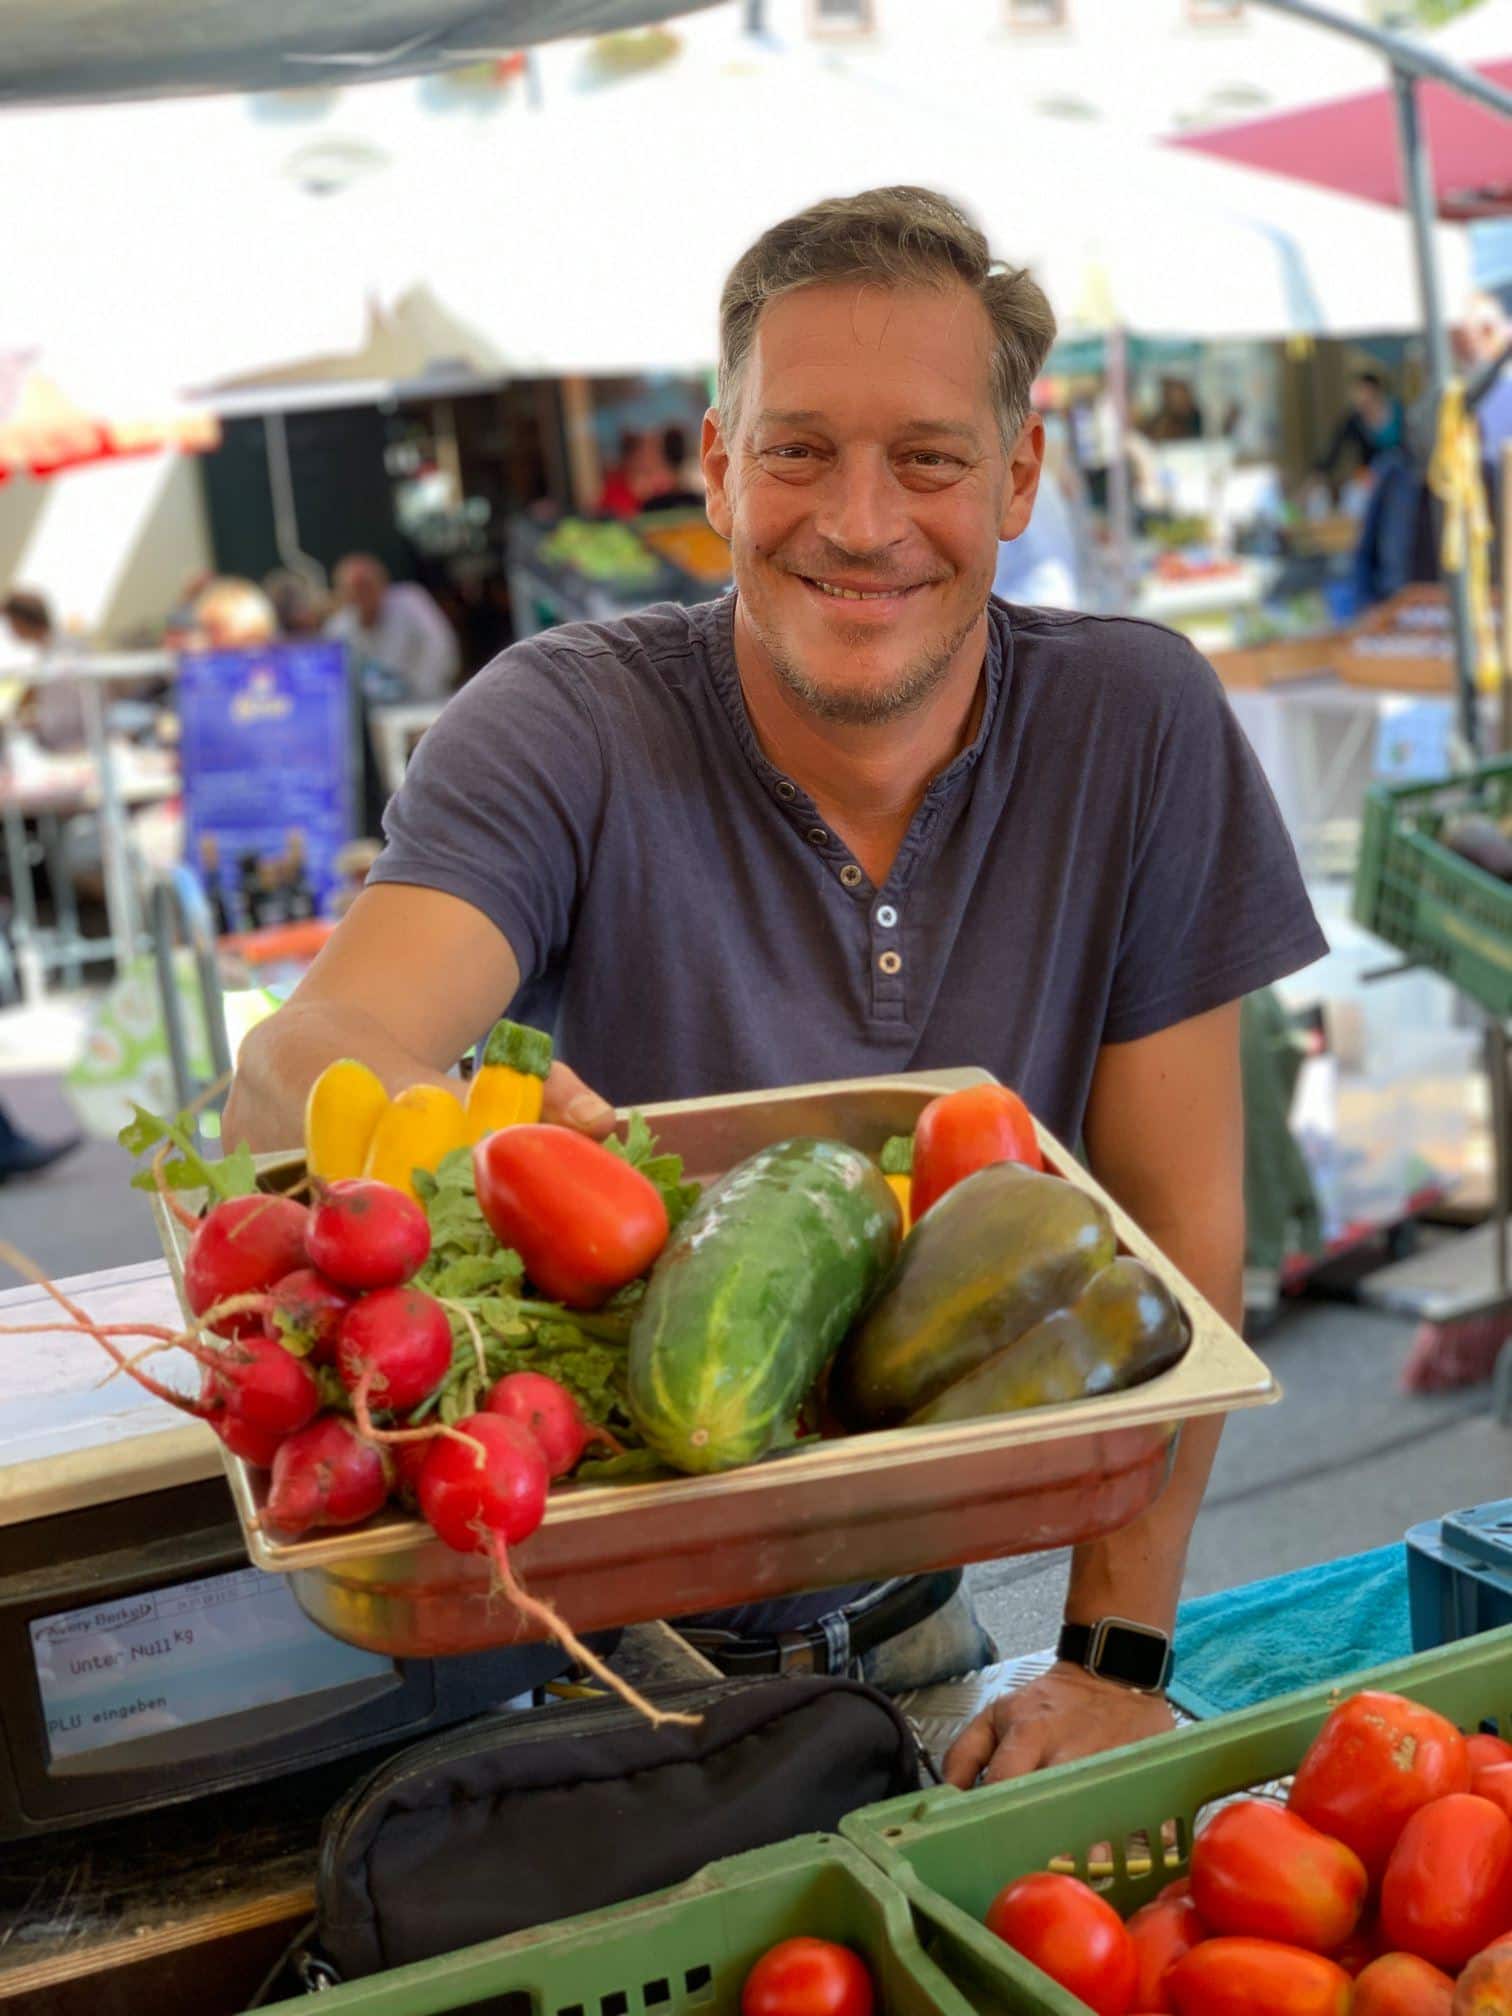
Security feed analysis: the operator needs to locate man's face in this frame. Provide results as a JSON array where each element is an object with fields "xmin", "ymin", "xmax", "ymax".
[
  {"xmin": 703, "ymin": 280, "xmax": 1038, "ymax": 725},
  {"xmin": 337, "ymin": 562, "xmax": 385, "ymax": 627}
]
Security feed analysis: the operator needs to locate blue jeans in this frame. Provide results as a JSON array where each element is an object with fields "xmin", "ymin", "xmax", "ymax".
[{"xmin": 858, "ymin": 1582, "xmax": 998, "ymax": 1694}]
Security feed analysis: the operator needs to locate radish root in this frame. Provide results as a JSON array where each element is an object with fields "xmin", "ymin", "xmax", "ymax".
[
  {"xmin": 352, "ymin": 1382, "xmax": 487, "ymax": 1464},
  {"xmin": 0, "ymin": 1240, "xmax": 214, "ymax": 1417},
  {"xmin": 487, "ymin": 1533, "xmax": 701, "ymax": 1729}
]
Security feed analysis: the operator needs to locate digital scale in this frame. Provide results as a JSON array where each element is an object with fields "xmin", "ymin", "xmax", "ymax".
[{"xmin": 0, "ymin": 1260, "xmax": 565, "ymax": 1838}]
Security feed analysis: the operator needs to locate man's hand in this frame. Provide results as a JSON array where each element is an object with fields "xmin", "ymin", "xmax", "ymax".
[
  {"xmin": 942, "ymin": 1664, "xmax": 1174, "ymax": 1788},
  {"xmin": 541, "ymin": 1061, "xmax": 616, "ymax": 1139}
]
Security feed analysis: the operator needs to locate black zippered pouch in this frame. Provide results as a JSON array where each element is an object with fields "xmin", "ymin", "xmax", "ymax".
[{"xmin": 294, "ymin": 1674, "xmax": 922, "ymax": 1988}]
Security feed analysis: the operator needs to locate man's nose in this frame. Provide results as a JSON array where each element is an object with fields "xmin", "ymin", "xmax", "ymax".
[{"xmin": 812, "ymin": 448, "xmax": 908, "ymax": 559}]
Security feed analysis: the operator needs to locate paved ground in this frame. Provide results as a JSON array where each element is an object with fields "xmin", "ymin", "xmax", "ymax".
[{"xmin": 7, "ymin": 1061, "xmax": 1509, "ymax": 1665}]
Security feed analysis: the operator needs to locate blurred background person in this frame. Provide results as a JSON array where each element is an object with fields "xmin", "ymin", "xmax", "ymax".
[
  {"xmin": 189, "ymin": 577, "xmax": 279, "ymax": 651},
  {"xmin": 1465, "ymin": 291, "xmax": 1512, "ymax": 549},
  {"xmin": 264, "ymin": 567, "xmax": 332, "ymax": 638},
  {"xmin": 638, "ymin": 424, "xmax": 706, "ymax": 513},
  {"xmin": 1141, "ymin": 377, "xmax": 1205, "ymax": 442},
  {"xmin": 993, "ymin": 423, "xmax": 1084, "ymax": 610},
  {"xmin": 3, "ymin": 587, "xmax": 86, "ymax": 750},
  {"xmin": 1310, "ymin": 369, "xmax": 1405, "ymax": 494},
  {"xmin": 326, "ymin": 553, "xmax": 459, "ymax": 703}
]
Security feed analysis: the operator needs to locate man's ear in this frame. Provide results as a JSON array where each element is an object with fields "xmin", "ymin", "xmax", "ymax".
[
  {"xmin": 702, "ymin": 407, "xmax": 734, "ymax": 540},
  {"xmin": 999, "ymin": 414, "xmax": 1046, "ymax": 540}
]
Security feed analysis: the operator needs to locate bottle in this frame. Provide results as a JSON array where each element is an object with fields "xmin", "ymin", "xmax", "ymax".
[
  {"xmin": 197, "ymin": 835, "xmax": 238, "ymax": 937},
  {"xmin": 282, "ymin": 830, "xmax": 318, "ymax": 921}
]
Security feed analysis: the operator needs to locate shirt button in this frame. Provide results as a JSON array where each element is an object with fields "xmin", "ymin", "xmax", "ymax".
[
  {"xmin": 878, "ymin": 950, "xmax": 902, "ymax": 976},
  {"xmin": 875, "ymin": 904, "xmax": 898, "ymax": 928},
  {"xmin": 775, "ymin": 780, "xmax": 798, "ymax": 801},
  {"xmin": 839, "ymin": 864, "xmax": 863, "ymax": 889},
  {"xmin": 807, "ymin": 826, "xmax": 828, "ymax": 846}
]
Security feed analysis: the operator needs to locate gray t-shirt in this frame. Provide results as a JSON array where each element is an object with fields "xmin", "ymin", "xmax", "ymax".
[
  {"xmin": 375, "ymin": 594, "xmax": 1325, "ymax": 1142},
  {"xmin": 374, "ymin": 593, "xmax": 1324, "ymax": 1640}
]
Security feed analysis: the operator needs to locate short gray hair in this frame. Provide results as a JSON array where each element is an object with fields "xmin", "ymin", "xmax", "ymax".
[{"xmin": 718, "ymin": 185, "xmax": 1057, "ymax": 447}]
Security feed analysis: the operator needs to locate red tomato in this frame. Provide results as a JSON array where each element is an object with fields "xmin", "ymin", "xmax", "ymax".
[
  {"xmin": 986, "ymin": 1872, "xmax": 1137, "ymax": 2016},
  {"xmin": 1476, "ymin": 1763, "xmax": 1512, "ymax": 1821},
  {"xmin": 1126, "ymin": 1894, "xmax": 1206, "ymax": 2013},
  {"xmin": 910, "ymin": 1084, "xmax": 1043, "ymax": 1219},
  {"xmin": 1468, "ymin": 1735, "xmax": 1512, "ymax": 1775},
  {"xmin": 1167, "ymin": 1939, "xmax": 1351, "ymax": 2016},
  {"xmin": 472, "ymin": 1125, "xmax": 668, "ymax": 1309},
  {"xmin": 1189, "ymin": 1799, "xmax": 1366, "ymax": 1952},
  {"xmin": 1289, "ymin": 1690, "xmax": 1472, "ymax": 1881},
  {"xmin": 1351, "ymin": 1952, "xmax": 1454, "ymax": 2016},
  {"xmin": 1380, "ymin": 1794, "xmax": 1512, "ymax": 1973},
  {"xmin": 740, "ymin": 1939, "xmax": 874, "ymax": 2016},
  {"xmin": 1156, "ymin": 1878, "xmax": 1194, "ymax": 1905}
]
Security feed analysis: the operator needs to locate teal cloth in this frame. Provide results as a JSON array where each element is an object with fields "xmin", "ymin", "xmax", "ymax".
[{"xmin": 1170, "ymin": 1545, "xmax": 1412, "ymax": 1720}]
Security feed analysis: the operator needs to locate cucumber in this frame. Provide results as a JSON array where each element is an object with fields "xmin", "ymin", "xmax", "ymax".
[{"xmin": 626, "ymin": 1137, "xmax": 902, "ymax": 1475}]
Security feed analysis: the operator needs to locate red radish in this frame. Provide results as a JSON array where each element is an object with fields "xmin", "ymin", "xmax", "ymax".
[
  {"xmin": 201, "ymin": 1332, "xmax": 322, "ymax": 1435},
  {"xmin": 268, "ymin": 1267, "xmax": 354, "ymax": 1363},
  {"xmin": 484, "ymin": 1371, "xmax": 622, "ymax": 1479},
  {"xmin": 337, "ymin": 1286, "xmax": 452, "ymax": 1417},
  {"xmin": 207, "ymin": 1407, "xmax": 285, "ymax": 1468},
  {"xmin": 184, "ymin": 1194, "xmax": 310, "ymax": 1337},
  {"xmin": 264, "ymin": 1415, "xmax": 393, "ymax": 1537},
  {"xmin": 417, "ymin": 1415, "xmax": 696, "ymax": 1729},
  {"xmin": 391, "ymin": 1438, "xmax": 432, "ymax": 1506},
  {"xmin": 306, "ymin": 1180, "xmax": 430, "ymax": 1291},
  {"xmin": 419, "ymin": 1412, "xmax": 549, "ymax": 1551}
]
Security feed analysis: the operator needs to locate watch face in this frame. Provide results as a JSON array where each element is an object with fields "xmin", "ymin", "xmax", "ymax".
[{"xmin": 1097, "ymin": 1624, "xmax": 1169, "ymax": 1691}]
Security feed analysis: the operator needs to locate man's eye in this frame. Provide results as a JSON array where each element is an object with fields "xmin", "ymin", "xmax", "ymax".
[
  {"xmin": 906, "ymin": 452, "xmax": 958, "ymax": 469},
  {"xmin": 765, "ymin": 444, "xmax": 814, "ymax": 460}
]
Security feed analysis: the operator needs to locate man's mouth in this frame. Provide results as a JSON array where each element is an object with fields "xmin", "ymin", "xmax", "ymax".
[{"xmin": 796, "ymin": 574, "xmax": 927, "ymax": 603}]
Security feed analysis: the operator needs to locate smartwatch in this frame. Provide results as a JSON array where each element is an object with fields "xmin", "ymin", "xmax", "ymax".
[{"xmin": 1057, "ymin": 1618, "xmax": 1173, "ymax": 1694}]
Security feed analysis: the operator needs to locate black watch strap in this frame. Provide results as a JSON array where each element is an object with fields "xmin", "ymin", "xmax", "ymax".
[{"xmin": 1058, "ymin": 1618, "xmax": 1173, "ymax": 1693}]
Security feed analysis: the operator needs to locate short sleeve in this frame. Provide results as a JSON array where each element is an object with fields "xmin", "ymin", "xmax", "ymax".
[
  {"xmin": 368, "ymin": 642, "xmax": 606, "ymax": 984},
  {"xmin": 1103, "ymin": 650, "xmax": 1328, "ymax": 1045}
]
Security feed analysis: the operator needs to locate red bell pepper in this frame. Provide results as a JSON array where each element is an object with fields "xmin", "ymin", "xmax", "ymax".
[{"xmin": 473, "ymin": 1125, "xmax": 668, "ymax": 1309}]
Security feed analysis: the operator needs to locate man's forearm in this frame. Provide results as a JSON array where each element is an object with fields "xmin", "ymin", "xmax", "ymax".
[
  {"xmin": 224, "ymin": 1001, "xmax": 458, "ymax": 1155},
  {"xmin": 1062, "ymin": 1226, "xmax": 1243, "ymax": 1640}
]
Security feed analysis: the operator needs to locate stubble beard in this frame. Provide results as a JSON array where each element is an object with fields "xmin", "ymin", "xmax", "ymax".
[{"xmin": 758, "ymin": 603, "xmax": 984, "ymax": 727}]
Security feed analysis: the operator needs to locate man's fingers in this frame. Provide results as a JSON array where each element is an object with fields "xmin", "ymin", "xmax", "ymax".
[
  {"xmin": 942, "ymin": 1709, "xmax": 1006, "ymax": 1790},
  {"xmin": 979, "ymin": 1722, "xmax": 1048, "ymax": 1786},
  {"xmin": 541, "ymin": 1061, "xmax": 615, "ymax": 1138}
]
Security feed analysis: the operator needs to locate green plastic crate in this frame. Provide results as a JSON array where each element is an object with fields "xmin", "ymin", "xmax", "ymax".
[
  {"xmin": 263, "ymin": 1835, "xmax": 977, "ymax": 2016},
  {"xmin": 843, "ymin": 1627, "xmax": 1512, "ymax": 2016},
  {"xmin": 1354, "ymin": 758, "xmax": 1512, "ymax": 1019}
]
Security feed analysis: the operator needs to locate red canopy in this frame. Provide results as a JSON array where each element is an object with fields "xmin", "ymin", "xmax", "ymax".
[
  {"xmin": 0, "ymin": 354, "xmax": 220, "ymax": 482},
  {"xmin": 1173, "ymin": 58, "xmax": 1512, "ymax": 221}
]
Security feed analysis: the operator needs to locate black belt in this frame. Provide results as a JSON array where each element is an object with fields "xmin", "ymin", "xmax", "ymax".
[{"xmin": 678, "ymin": 1570, "xmax": 963, "ymax": 1678}]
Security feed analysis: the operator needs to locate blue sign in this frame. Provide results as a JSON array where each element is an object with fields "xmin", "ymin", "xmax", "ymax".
[{"xmin": 178, "ymin": 640, "xmax": 355, "ymax": 923}]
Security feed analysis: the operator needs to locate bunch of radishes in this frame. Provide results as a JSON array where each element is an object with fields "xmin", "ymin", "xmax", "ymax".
[
  {"xmin": 6, "ymin": 1176, "xmax": 688, "ymax": 1720},
  {"xmin": 168, "ymin": 1178, "xmax": 621, "ymax": 1544}
]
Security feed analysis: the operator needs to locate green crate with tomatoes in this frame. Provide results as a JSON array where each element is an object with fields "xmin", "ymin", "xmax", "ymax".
[
  {"xmin": 843, "ymin": 1627, "xmax": 1512, "ymax": 2014},
  {"xmin": 260, "ymin": 1835, "xmax": 975, "ymax": 2016}
]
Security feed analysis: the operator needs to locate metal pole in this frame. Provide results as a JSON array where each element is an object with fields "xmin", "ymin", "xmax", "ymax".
[
  {"xmin": 1391, "ymin": 69, "xmax": 1480, "ymax": 758},
  {"xmin": 263, "ymin": 411, "xmax": 324, "ymax": 584},
  {"xmin": 1248, "ymin": 0, "xmax": 1512, "ymax": 121},
  {"xmin": 82, "ymin": 673, "xmax": 141, "ymax": 966},
  {"xmin": 1106, "ymin": 328, "xmax": 1134, "ymax": 616}
]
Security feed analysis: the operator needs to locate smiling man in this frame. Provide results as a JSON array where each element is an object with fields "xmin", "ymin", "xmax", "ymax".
[{"xmin": 228, "ymin": 187, "xmax": 1325, "ymax": 1783}]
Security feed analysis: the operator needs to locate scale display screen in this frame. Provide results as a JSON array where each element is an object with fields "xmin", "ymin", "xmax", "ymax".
[{"xmin": 30, "ymin": 1566, "xmax": 392, "ymax": 1764}]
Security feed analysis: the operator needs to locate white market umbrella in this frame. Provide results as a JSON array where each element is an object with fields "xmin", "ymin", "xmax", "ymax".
[{"xmin": 398, "ymin": 54, "xmax": 1471, "ymax": 373}]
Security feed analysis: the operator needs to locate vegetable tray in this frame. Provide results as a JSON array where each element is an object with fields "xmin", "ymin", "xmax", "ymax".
[
  {"xmin": 840, "ymin": 1626, "xmax": 1512, "ymax": 2015},
  {"xmin": 1354, "ymin": 757, "xmax": 1512, "ymax": 1020},
  {"xmin": 261, "ymin": 1835, "xmax": 976, "ymax": 2016},
  {"xmin": 155, "ymin": 1071, "xmax": 1277, "ymax": 1659}
]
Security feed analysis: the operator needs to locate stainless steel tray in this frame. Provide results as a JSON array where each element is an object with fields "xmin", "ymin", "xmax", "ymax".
[{"xmin": 156, "ymin": 1070, "xmax": 1278, "ymax": 1656}]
